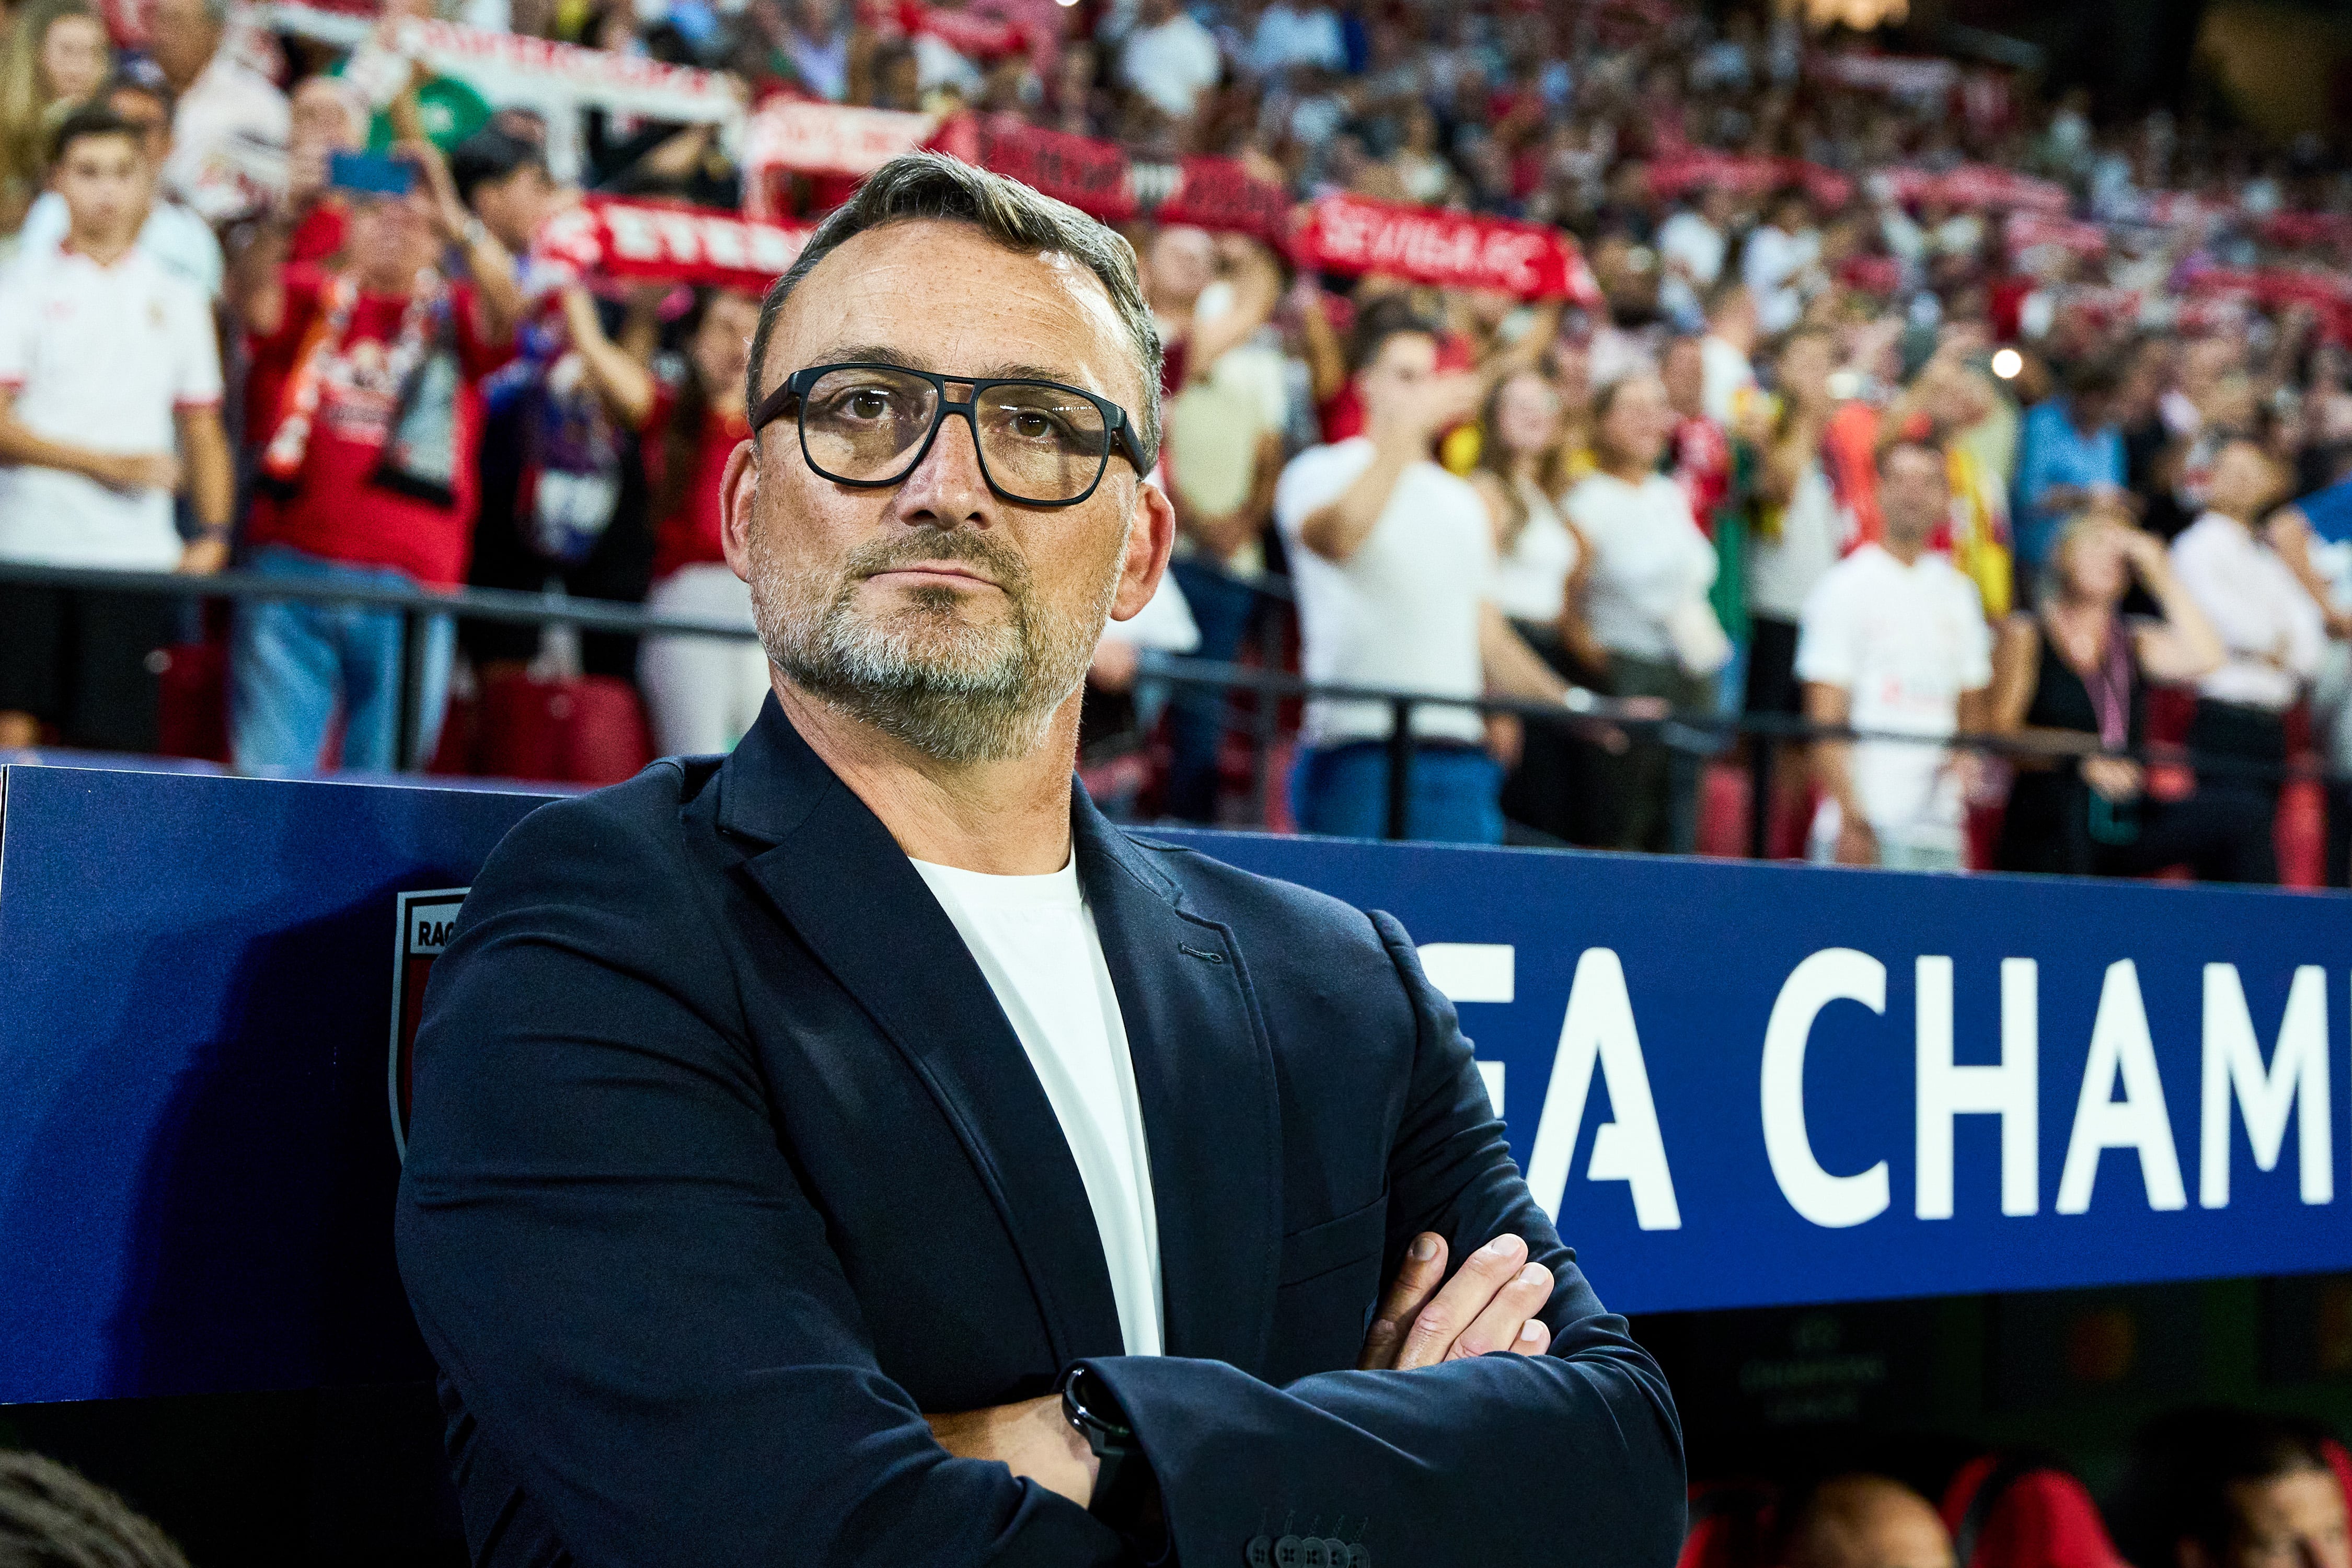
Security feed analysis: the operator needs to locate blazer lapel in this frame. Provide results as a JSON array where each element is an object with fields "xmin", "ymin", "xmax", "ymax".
[
  {"xmin": 712, "ymin": 700, "xmax": 1126, "ymax": 1367},
  {"xmin": 1073, "ymin": 795, "xmax": 1283, "ymax": 1375}
]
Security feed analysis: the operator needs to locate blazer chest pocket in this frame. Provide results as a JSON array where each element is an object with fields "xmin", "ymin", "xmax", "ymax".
[{"xmin": 1267, "ymin": 1192, "xmax": 1388, "ymax": 1383}]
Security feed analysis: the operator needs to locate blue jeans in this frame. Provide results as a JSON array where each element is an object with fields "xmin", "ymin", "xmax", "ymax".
[
  {"xmin": 1290, "ymin": 740, "xmax": 1505, "ymax": 844},
  {"xmin": 1161, "ymin": 558, "xmax": 1260, "ymax": 823},
  {"xmin": 231, "ymin": 545, "xmax": 454, "ymax": 773}
]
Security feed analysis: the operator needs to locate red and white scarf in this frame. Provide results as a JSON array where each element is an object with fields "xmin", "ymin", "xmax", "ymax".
[{"xmin": 260, "ymin": 269, "xmax": 448, "ymax": 487}]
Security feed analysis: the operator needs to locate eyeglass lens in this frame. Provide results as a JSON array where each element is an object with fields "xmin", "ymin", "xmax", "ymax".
[{"xmin": 798, "ymin": 366, "xmax": 1112, "ymax": 503}]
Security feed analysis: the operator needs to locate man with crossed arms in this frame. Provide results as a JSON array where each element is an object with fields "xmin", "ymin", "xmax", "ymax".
[{"xmin": 397, "ymin": 153, "xmax": 1684, "ymax": 1568}]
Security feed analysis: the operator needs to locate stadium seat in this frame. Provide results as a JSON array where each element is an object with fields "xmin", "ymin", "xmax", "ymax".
[
  {"xmin": 1939, "ymin": 1453, "xmax": 2126, "ymax": 1568},
  {"xmin": 466, "ymin": 671, "xmax": 654, "ymax": 786},
  {"xmin": 1677, "ymin": 1481, "xmax": 1777, "ymax": 1568}
]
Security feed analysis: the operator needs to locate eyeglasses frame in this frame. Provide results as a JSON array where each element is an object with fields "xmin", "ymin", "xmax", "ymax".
[{"xmin": 750, "ymin": 361, "xmax": 1153, "ymax": 510}]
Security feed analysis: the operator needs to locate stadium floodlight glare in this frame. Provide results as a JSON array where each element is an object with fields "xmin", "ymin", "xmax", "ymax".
[{"xmin": 1991, "ymin": 348, "xmax": 2024, "ymax": 380}]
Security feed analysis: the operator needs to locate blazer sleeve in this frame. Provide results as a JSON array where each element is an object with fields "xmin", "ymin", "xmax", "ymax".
[
  {"xmin": 1086, "ymin": 909, "xmax": 1686, "ymax": 1568},
  {"xmin": 393, "ymin": 790, "xmax": 1129, "ymax": 1568}
]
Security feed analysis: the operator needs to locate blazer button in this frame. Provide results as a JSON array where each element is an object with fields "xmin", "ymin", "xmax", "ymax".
[
  {"xmin": 1348, "ymin": 1546, "xmax": 1372, "ymax": 1568},
  {"xmin": 1324, "ymin": 1540, "xmax": 1352, "ymax": 1566},
  {"xmin": 1300, "ymin": 1540, "xmax": 1329, "ymax": 1568},
  {"xmin": 1245, "ymin": 1536, "xmax": 1272, "ymax": 1568},
  {"xmin": 1275, "ymin": 1535, "xmax": 1302, "ymax": 1568}
]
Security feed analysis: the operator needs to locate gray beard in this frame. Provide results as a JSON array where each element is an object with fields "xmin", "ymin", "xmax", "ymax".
[{"xmin": 750, "ymin": 522, "xmax": 1123, "ymax": 765}]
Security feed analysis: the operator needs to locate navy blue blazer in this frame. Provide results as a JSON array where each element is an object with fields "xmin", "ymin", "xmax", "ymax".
[{"xmin": 394, "ymin": 698, "xmax": 1684, "ymax": 1568}]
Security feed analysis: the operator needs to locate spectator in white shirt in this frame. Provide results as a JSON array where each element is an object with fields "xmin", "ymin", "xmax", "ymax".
[
  {"xmin": 146, "ymin": 0, "xmax": 288, "ymax": 226},
  {"xmin": 1699, "ymin": 280, "xmax": 1759, "ymax": 425},
  {"xmin": 1740, "ymin": 188, "xmax": 1821, "ymax": 337},
  {"xmin": 1797, "ymin": 439, "xmax": 1994, "ymax": 872},
  {"xmin": 1567, "ymin": 372, "xmax": 1725, "ymax": 853},
  {"xmin": 0, "ymin": 106, "xmax": 232, "ymax": 753},
  {"xmin": 15, "ymin": 67, "xmax": 223, "ymax": 299},
  {"xmin": 1274, "ymin": 298, "xmax": 1594, "ymax": 843},
  {"xmin": 1117, "ymin": 0, "xmax": 1222, "ymax": 122},
  {"xmin": 2169, "ymin": 437, "xmax": 2327, "ymax": 831},
  {"xmin": 1245, "ymin": 0, "xmax": 1345, "ymax": 77},
  {"xmin": 1656, "ymin": 182, "xmax": 1735, "ymax": 332}
]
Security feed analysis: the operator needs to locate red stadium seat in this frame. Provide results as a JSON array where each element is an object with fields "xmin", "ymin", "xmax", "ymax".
[
  {"xmin": 466, "ymin": 671, "xmax": 654, "ymax": 786},
  {"xmin": 1677, "ymin": 1481, "xmax": 1777, "ymax": 1568},
  {"xmin": 1940, "ymin": 1454, "xmax": 2126, "ymax": 1568}
]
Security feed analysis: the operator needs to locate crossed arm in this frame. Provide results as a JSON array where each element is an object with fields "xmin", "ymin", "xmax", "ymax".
[
  {"xmin": 928, "ymin": 1226, "xmax": 1561, "ymax": 1504},
  {"xmin": 398, "ymin": 800, "xmax": 1684, "ymax": 1567}
]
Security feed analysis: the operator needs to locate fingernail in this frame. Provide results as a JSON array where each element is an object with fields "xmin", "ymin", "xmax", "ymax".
[
  {"xmin": 1519, "ymin": 1263, "xmax": 1548, "ymax": 1287},
  {"xmin": 1518, "ymin": 1322, "xmax": 1545, "ymax": 1342},
  {"xmin": 1410, "ymin": 1234, "xmax": 1438, "ymax": 1261},
  {"xmin": 1480, "ymin": 1234, "xmax": 1520, "ymax": 1260}
]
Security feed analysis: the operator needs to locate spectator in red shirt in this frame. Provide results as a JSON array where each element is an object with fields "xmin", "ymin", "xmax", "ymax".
[{"xmin": 228, "ymin": 143, "xmax": 521, "ymax": 772}]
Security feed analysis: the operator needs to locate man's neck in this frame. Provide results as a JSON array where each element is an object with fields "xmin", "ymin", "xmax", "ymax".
[
  {"xmin": 1881, "ymin": 532, "xmax": 1929, "ymax": 566},
  {"xmin": 773, "ymin": 677, "xmax": 1080, "ymax": 875},
  {"xmin": 66, "ymin": 226, "xmax": 139, "ymax": 266}
]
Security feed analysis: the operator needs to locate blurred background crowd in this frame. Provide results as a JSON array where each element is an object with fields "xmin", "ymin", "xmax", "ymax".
[{"xmin": 1, "ymin": 0, "xmax": 2350, "ymax": 890}]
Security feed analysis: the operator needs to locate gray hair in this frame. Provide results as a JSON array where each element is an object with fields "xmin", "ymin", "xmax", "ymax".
[{"xmin": 746, "ymin": 151, "xmax": 1163, "ymax": 466}]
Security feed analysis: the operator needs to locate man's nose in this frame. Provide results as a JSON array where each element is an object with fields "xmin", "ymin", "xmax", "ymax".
[{"xmin": 888, "ymin": 403, "xmax": 994, "ymax": 529}]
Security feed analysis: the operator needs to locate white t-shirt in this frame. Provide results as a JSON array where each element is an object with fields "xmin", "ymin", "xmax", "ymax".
[
  {"xmin": 1699, "ymin": 333, "xmax": 1757, "ymax": 425},
  {"xmin": 1741, "ymin": 223, "xmax": 1820, "ymax": 336},
  {"xmin": 0, "ymin": 246, "xmax": 222, "ymax": 569},
  {"xmin": 1119, "ymin": 13, "xmax": 1221, "ymax": 119},
  {"xmin": 912, "ymin": 857, "xmax": 1165, "ymax": 1358},
  {"xmin": 1747, "ymin": 459, "xmax": 1845, "ymax": 621},
  {"xmin": 1274, "ymin": 437, "xmax": 1495, "ymax": 747},
  {"xmin": 1794, "ymin": 544, "xmax": 1993, "ymax": 850},
  {"xmin": 1490, "ymin": 476, "xmax": 1580, "ymax": 624},
  {"xmin": 1247, "ymin": 3, "xmax": 1345, "ymax": 74},
  {"xmin": 2170, "ymin": 511, "xmax": 2326, "ymax": 712},
  {"xmin": 1566, "ymin": 471, "xmax": 1718, "ymax": 662},
  {"xmin": 1656, "ymin": 209, "xmax": 1726, "ymax": 325}
]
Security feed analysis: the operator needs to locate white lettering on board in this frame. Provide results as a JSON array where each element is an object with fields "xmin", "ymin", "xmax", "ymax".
[
  {"xmin": 1761, "ymin": 948, "xmax": 1889, "ymax": 1228},
  {"xmin": 2056, "ymin": 960, "xmax": 2187, "ymax": 1214},
  {"xmin": 1526, "ymin": 949, "xmax": 1681, "ymax": 1230},
  {"xmin": 1417, "ymin": 942, "xmax": 1513, "ymax": 1116},
  {"xmin": 1915, "ymin": 956, "xmax": 2039, "ymax": 1219},
  {"xmin": 2199, "ymin": 964, "xmax": 2331, "ymax": 1208}
]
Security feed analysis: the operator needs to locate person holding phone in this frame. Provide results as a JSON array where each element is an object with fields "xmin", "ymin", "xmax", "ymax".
[{"xmin": 228, "ymin": 140, "xmax": 521, "ymax": 773}]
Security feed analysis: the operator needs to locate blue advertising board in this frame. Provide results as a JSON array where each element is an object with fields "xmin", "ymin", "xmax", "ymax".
[{"xmin": 1, "ymin": 759, "xmax": 2347, "ymax": 1406}]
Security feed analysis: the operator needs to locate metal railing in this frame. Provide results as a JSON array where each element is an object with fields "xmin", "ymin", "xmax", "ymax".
[{"xmin": 2, "ymin": 559, "xmax": 2343, "ymax": 862}]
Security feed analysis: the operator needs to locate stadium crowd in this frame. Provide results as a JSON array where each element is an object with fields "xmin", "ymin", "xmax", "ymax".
[{"xmin": 0, "ymin": 0, "xmax": 2348, "ymax": 884}]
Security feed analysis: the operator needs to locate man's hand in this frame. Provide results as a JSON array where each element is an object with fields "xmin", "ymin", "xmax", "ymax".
[
  {"xmin": 1834, "ymin": 812, "xmax": 1878, "ymax": 867},
  {"xmin": 1357, "ymin": 1232, "xmax": 1555, "ymax": 1371},
  {"xmin": 927, "ymin": 1394, "xmax": 1097, "ymax": 1508},
  {"xmin": 90, "ymin": 452, "xmax": 181, "ymax": 493},
  {"xmin": 1371, "ymin": 372, "xmax": 1479, "ymax": 450}
]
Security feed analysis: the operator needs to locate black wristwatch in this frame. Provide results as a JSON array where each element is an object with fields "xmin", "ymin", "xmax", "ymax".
[{"xmin": 1058, "ymin": 1364, "xmax": 1154, "ymax": 1531}]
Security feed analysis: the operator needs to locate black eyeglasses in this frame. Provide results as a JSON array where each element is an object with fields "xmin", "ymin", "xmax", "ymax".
[{"xmin": 751, "ymin": 362, "xmax": 1152, "ymax": 509}]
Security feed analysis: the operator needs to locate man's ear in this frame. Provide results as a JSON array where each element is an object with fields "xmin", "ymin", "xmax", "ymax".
[
  {"xmin": 719, "ymin": 434, "xmax": 760, "ymax": 585},
  {"xmin": 1108, "ymin": 477, "xmax": 1178, "ymax": 624}
]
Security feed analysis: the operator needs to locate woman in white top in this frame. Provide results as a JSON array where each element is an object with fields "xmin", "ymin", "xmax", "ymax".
[
  {"xmin": 1566, "ymin": 373, "xmax": 1724, "ymax": 852},
  {"xmin": 1470, "ymin": 369, "xmax": 1607, "ymax": 843}
]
